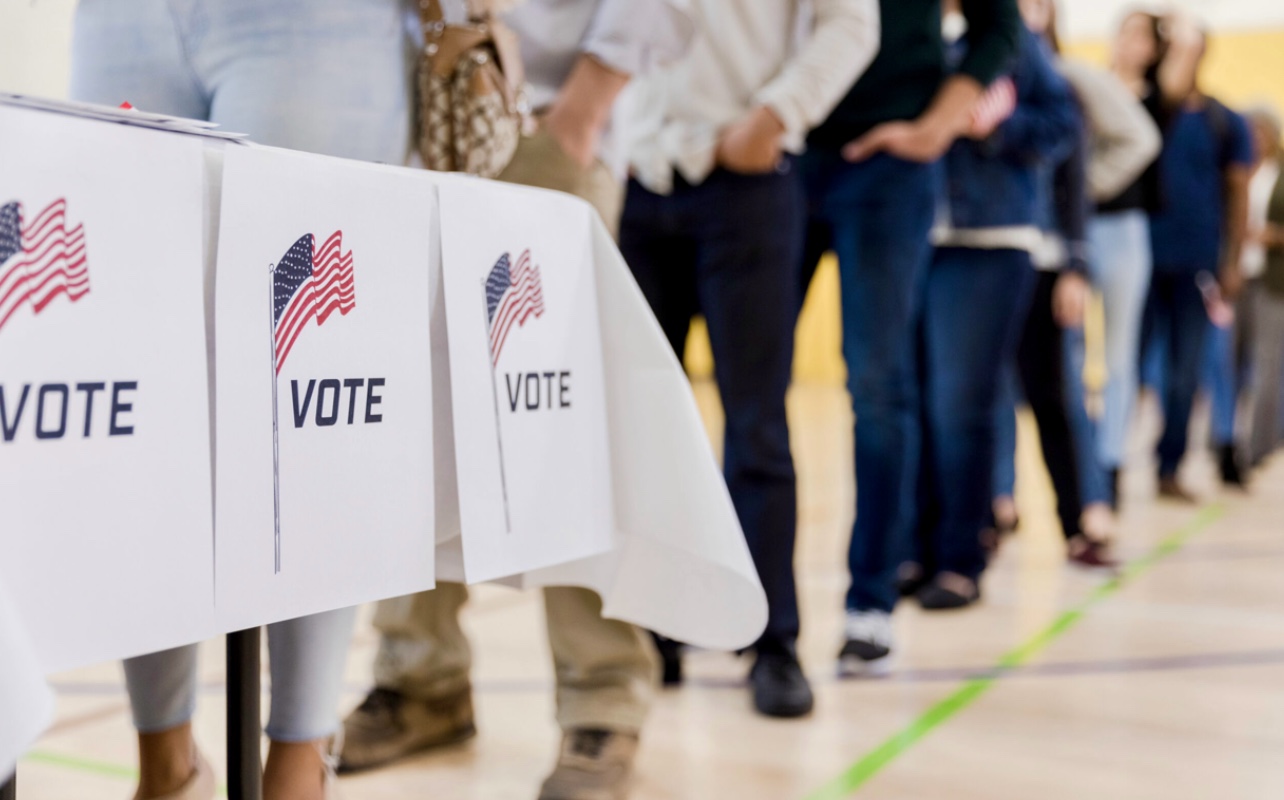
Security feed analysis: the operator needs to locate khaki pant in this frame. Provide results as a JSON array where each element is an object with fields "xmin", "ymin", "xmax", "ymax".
[{"xmin": 371, "ymin": 129, "xmax": 655, "ymax": 732}]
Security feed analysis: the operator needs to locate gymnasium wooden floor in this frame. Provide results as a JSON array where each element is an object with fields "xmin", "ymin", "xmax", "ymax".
[{"xmin": 20, "ymin": 382, "xmax": 1284, "ymax": 799}]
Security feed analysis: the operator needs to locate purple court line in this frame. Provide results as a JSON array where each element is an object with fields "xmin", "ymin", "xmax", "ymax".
[{"xmin": 48, "ymin": 647, "xmax": 1284, "ymax": 702}]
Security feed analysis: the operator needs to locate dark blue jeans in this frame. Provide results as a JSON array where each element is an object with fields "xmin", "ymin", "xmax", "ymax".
[
  {"xmin": 1142, "ymin": 270, "xmax": 1211, "ymax": 478},
  {"xmin": 800, "ymin": 151, "xmax": 939, "ymax": 613},
  {"xmin": 619, "ymin": 163, "xmax": 803, "ymax": 655},
  {"xmin": 917, "ymin": 248, "xmax": 1034, "ymax": 581}
]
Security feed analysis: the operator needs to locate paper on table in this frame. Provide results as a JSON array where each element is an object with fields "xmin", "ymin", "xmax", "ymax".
[
  {"xmin": 212, "ymin": 145, "xmax": 437, "ymax": 631},
  {"xmin": 0, "ymin": 107, "xmax": 218, "ymax": 672},
  {"xmin": 437, "ymin": 177, "xmax": 615, "ymax": 583},
  {"xmin": 435, "ymin": 207, "xmax": 767, "ymax": 651},
  {"xmin": 0, "ymin": 580, "xmax": 54, "ymax": 779}
]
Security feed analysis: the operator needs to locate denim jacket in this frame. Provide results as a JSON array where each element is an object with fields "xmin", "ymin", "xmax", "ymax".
[{"xmin": 939, "ymin": 27, "xmax": 1080, "ymax": 230}]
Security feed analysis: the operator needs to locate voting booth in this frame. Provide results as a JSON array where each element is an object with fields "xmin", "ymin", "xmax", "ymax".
[{"xmin": 0, "ymin": 97, "xmax": 767, "ymax": 790}]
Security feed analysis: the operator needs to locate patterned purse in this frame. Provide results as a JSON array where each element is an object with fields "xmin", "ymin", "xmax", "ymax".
[{"xmin": 416, "ymin": 0, "xmax": 528, "ymax": 178}]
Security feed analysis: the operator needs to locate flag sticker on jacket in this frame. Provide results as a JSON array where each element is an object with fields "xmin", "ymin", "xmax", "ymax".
[
  {"xmin": 485, "ymin": 249, "xmax": 544, "ymax": 366},
  {"xmin": 0, "ymin": 199, "xmax": 90, "ymax": 334},
  {"xmin": 272, "ymin": 231, "xmax": 355, "ymax": 373}
]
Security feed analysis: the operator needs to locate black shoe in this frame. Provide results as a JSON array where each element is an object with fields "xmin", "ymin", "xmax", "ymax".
[
  {"xmin": 896, "ymin": 561, "xmax": 926, "ymax": 597},
  {"xmin": 651, "ymin": 633, "xmax": 684, "ymax": 687},
  {"xmin": 749, "ymin": 652, "xmax": 814, "ymax": 719},
  {"xmin": 916, "ymin": 572, "xmax": 981, "ymax": 610},
  {"xmin": 1219, "ymin": 444, "xmax": 1247, "ymax": 488}
]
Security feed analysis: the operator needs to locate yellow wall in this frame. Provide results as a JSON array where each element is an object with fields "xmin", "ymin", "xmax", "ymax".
[{"xmin": 685, "ymin": 28, "xmax": 1284, "ymax": 386}]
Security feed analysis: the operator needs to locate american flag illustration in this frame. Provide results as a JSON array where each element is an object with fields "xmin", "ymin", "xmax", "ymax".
[
  {"xmin": 0, "ymin": 199, "xmax": 90, "ymax": 334},
  {"xmin": 272, "ymin": 231, "xmax": 355, "ymax": 374},
  {"xmin": 485, "ymin": 249, "xmax": 544, "ymax": 366}
]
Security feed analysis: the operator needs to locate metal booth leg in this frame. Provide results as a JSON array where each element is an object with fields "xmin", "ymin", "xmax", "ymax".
[{"xmin": 226, "ymin": 628, "xmax": 263, "ymax": 800}]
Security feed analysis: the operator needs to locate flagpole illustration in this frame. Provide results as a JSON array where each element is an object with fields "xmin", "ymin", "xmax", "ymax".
[
  {"xmin": 484, "ymin": 276, "xmax": 513, "ymax": 534},
  {"xmin": 270, "ymin": 264, "xmax": 282, "ymax": 573}
]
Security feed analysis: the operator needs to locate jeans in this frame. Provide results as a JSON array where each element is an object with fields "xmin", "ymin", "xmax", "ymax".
[
  {"xmin": 993, "ymin": 271, "xmax": 1107, "ymax": 541},
  {"xmin": 1142, "ymin": 270, "xmax": 1212, "ymax": 478},
  {"xmin": 1204, "ymin": 279, "xmax": 1259, "ymax": 448},
  {"xmin": 918, "ymin": 248, "xmax": 1034, "ymax": 580},
  {"xmin": 800, "ymin": 152, "xmax": 938, "ymax": 613},
  {"xmin": 71, "ymin": 0, "xmax": 414, "ymax": 741},
  {"xmin": 1087, "ymin": 210, "xmax": 1152, "ymax": 473},
  {"xmin": 619, "ymin": 164, "xmax": 802, "ymax": 654}
]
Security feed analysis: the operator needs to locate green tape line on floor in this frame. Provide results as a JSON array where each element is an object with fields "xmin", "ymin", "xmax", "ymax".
[{"xmin": 805, "ymin": 503, "xmax": 1225, "ymax": 800}]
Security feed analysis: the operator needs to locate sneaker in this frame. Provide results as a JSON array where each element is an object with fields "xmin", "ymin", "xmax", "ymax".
[
  {"xmin": 1067, "ymin": 535, "xmax": 1120, "ymax": 571},
  {"xmin": 1157, "ymin": 476, "xmax": 1198, "ymax": 503},
  {"xmin": 337, "ymin": 686, "xmax": 475, "ymax": 774},
  {"xmin": 837, "ymin": 610, "xmax": 893, "ymax": 678},
  {"xmin": 538, "ymin": 729, "xmax": 639, "ymax": 800},
  {"xmin": 749, "ymin": 651, "xmax": 814, "ymax": 718},
  {"xmin": 916, "ymin": 572, "xmax": 981, "ymax": 610}
]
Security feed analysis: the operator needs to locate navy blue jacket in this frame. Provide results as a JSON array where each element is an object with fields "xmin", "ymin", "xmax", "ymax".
[{"xmin": 940, "ymin": 27, "xmax": 1080, "ymax": 230}]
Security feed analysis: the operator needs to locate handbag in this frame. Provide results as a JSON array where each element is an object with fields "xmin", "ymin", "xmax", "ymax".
[{"xmin": 416, "ymin": 0, "xmax": 529, "ymax": 178}]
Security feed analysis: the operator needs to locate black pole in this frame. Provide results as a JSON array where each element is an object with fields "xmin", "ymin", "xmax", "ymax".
[
  {"xmin": 1, "ymin": 771, "xmax": 15, "ymax": 800},
  {"xmin": 226, "ymin": 628, "xmax": 262, "ymax": 800}
]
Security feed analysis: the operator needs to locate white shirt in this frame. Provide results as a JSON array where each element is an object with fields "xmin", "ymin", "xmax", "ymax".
[
  {"xmin": 1244, "ymin": 160, "xmax": 1280, "ymax": 280},
  {"xmin": 624, "ymin": 0, "xmax": 880, "ymax": 194}
]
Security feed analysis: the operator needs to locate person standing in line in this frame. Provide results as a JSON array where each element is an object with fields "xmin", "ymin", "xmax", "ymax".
[
  {"xmin": 338, "ymin": 4, "xmax": 694, "ymax": 799},
  {"xmin": 986, "ymin": 0, "xmax": 1159, "ymax": 572},
  {"xmin": 795, "ymin": 0, "xmax": 1022, "ymax": 673},
  {"xmin": 1091, "ymin": 8, "xmax": 1202, "ymax": 508},
  {"xmin": 1206, "ymin": 102, "xmax": 1283, "ymax": 487},
  {"xmin": 618, "ymin": 0, "xmax": 881, "ymax": 717},
  {"xmin": 68, "ymin": 1, "xmax": 420, "ymax": 798},
  {"xmin": 1141, "ymin": 31, "xmax": 1254, "ymax": 502},
  {"xmin": 907, "ymin": 7, "xmax": 1079, "ymax": 611},
  {"xmin": 1243, "ymin": 106, "xmax": 1284, "ymax": 468}
]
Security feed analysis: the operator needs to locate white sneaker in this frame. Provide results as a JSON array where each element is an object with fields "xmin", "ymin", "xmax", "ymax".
[{"xmin": 837, "ymin": 610, "xmax": 893, "ymax": 678}]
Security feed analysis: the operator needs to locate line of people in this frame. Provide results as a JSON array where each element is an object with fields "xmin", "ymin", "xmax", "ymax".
[{"xmin": 65, "ymin": 0, "xmax": 1284, "ymax": 799}]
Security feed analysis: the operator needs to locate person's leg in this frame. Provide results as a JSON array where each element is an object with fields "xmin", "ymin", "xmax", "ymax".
[
  {"xmin": 195, "ymin": 0, "xmax": 414, "ymax": 165},
  {"xmin": 340, "ymin": 584, "xmax": 477, "ymax": 773},
  {"xmin": 685, "ymin": 164, "xmax": 808, "ymax": 714},
  {"xmin": 1156, "ymin": 272, "xmax": 1212, "ymax": 484},
  {"xmin": 71, "ymin": 5, "xmax": 212, "ymax": 798},
  {"xmin": 494, "ymin": 127, "xmax": 656, "ymax": 798},
  {"xmin": 263, "ymin": 608, "xmax": 357, "ymax": 798},
  {"xmin": 920, "ymin": 248, "xmax": 1033, "ymax": 603},
  {"xmin": 802, "ymin": 152, "xmax": 936, "ymax": 616},
  {"xmin": 543, "ymin": 587, "xmax": 658, "ymax": 733},
  {"xmin": 1248, "ymin": 291, "xmax": 1284, "ymax": 464},
  {"xmin": 1017, "ymin": 273, "xmax": 1084, "ymax": 542},
  {"xmin": 69, "ymin": 0, "xmax": 210, "ymax": 119},
  {"xmin": 617, "ymin": 178, "xmax": 700, "ymax": 362},
  {"xmin": 1087, "ymin": 211, "xmax": 1153, "ymax": 485},
  {"xmin": 124, "ymin": 646, "xmax": 210, "ymax": 799}
]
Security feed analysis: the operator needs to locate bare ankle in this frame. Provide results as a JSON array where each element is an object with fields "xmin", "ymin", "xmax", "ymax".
[
  {"xmin": 263, "ymin": 739, "xmax": 330, "ymax": 800},
  {"xmin": 136, "ymin": 724, "xmax": 196, "ymax": 799}
]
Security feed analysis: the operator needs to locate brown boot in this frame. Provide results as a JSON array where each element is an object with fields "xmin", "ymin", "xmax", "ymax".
[
  {"xmin": 538, "ymin": 729, "xmax": 639, "ymax": 800},
  {"xmin": 1157, "ymin": 476, "xmax": 1198, "ymax": 503},
  {"xmin": 337, "ymin": 686, "xmax": 475, "ymax": 774}
]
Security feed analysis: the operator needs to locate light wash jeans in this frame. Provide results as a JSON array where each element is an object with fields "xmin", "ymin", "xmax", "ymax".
[
  {"xmin": 70, "ymin": 0, "xmax": 414, "ymax": 741},
  {"xmin": 1087, "ymin": 209, "xmax": 1153, "ymax": 472}
]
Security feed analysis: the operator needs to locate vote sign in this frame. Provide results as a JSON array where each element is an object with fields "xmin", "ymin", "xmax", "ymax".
[
  {"xmin": 438, "ymin": 177, "xmax": 614, "ymax": 582},
  {"xmin": 213, "ymin": 146, "xmax": 437, "ymax": 630},
  {"xmin": 0, "ymin": 107, "xmax": 216, "ymax": 671}
]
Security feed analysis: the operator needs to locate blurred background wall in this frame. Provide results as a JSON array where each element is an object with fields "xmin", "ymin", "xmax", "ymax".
[{"xmin": 2, "ymin": 0, "xmax": 1281, "ymax": 385}]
